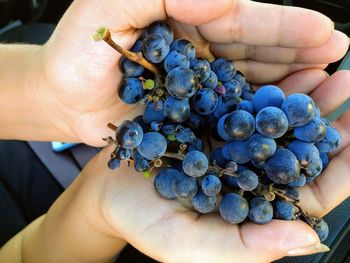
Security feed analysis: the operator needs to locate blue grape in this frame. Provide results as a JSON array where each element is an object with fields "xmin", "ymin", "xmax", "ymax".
[
  {"xmin": 174, "ymin": 173, "xmax": 198, "ymax": 199},
  {"xmin": 222, "ymin": 79, "xmax": 242, "ymax": 98},
  {"xmin": 224, "ymin": 110, "xmax": 255, "ymax": 140},
  {"xmin": 211, "ymin": 58, "xmax": 236, "ymax": 82},
  {"xmin": 222, "ymin": 174, "xmax": 239, "ymax": 188},
  {"xmin": 201, "ymin": 175, "xmax": 222, "ymax": 196},
  {"xmin": 120, "ymin": 57, "xmax": 144, "ymax": 77},
  {"xmin": 313, "ymin": 219, "xmax": 329, "ymax": 242},
  {"xmin": 142, "ymin": 34, "xmax": 170, "ymax": 63},
  {"xmin": 222, "ymin": 141, "xmax": 250, "ymax": 164},
  {"xmin": 237, "ymin": 100, "xmax": 254, "ymax": 114},
  {"xmin": 190, "ymin": 58, "xmax": 211, "ymax": 83},
  {"xmin": 191, "ymin": 190, "xmax": 216, "ymax": 213},
  {"xmin": 175, "ymin": 127, "xmax": 196, "ymax": 143},
  {"xmin": 313, "ymin": 102, "xmax": 321, "ymax": 118},
  {"xmin": 241, "ymin": 90, "xmax": 254, "ymax": 101},
  {"xmin": 150, "ymin": 121, "xmax": 162, "ymax": 131},
  {"xmin": 182, "ymin": 150, "xmax": 208, "ymax": 177},
  {"xmin": 163, "ymin": 97, "xmax": 190, "ymax": 123},
  {"xmin": 225, "ymin": 161, "xmax": 238, "ymax": 174},
  {"xmin": 131, "ymin": 39, "xmax": 142, "ymax": 52},
  {"xmin": 294, "ymin": 117, "xmax": 327, "ymax": 143},
  {"xmin": 191, "ymin": 88, "xmax": 218, "ymax": 115},
  {"xmin": 273, "ymin": 199, "xmax": 297, "ymax": 220},
  {"xmin": 164, "ymin": 50, "xmax": 190, "ymax": 73},
  {"xmin": 217, "ymin": 114, "xmax": 233, "ymax": 141},
  {"xmin": 143, "ymin": 102, "xmax": 165, "ymax": 123},
  {"xmin": 108, "ymin": 158, "xmax": 121, "ymax": 170},
  {"xmin": 253, "ymin": 85, "xmax": 285, "ymax": 112},
  {"xmin": 137, "ymin": 132, "xmax": 167, "ymax": 160},
  {"xmin": 284, "ymin": 187, "xmax": 300, "ymax": 200},
  {"xmin": 232, "ymin": 71, "xmax": 246, "ymax": 87},
  {"xmin": 161, "ymin": 123, "xmax": 176, "ymax": 136},
  {"xmin": 132, "ymin": 115, "xmax": 149, "ymax": 132},
  {"xmin": 118, "ymin": 148, "xmax": 132, "ymax": 160},
  {"xmin": 251, "ymin": 160, "xmax": 265, "ymax": 169},
  {"xmin": 188, "ymin": 138, "xmax": 204, "ymax": 152},
  {"xmin": 237, "ymin": 170, "xmax": 259, "ymax": 191},
  {"xmin": 248, "ymin": 197, "xmax": 273, "ymax": 224},
  {"xmin": 265, "ymin": 148, "xmax": 300, "ymax": 184},
  {"xmin": 287, "ymin": 140, "xmax": 320, "ymax": 168},
  {"xmin": 320, "ymin": 153, "xmax": 329, "ymax": 169},
  {"xmin": 245, "ymin": 134, "xmax": 277, "ymax": 161},
  {"xmin": 210, "ymin": 148, "xmax": 228, "ymax": 168},
  {"xmin": 153, "ymin": 100, "xmax": 163, "ymax": 111},
  {"xmin": 115, "ymin": 120, "xmax": 144, "ymax": 149},
  {"xmin": 315, "ymin": 126, "xmax": 342, "ymax": 153},
  {"xmin": 213, "ymin": 94, "xmax": 240, "ymax": 119},
  {"xmin": 219, "ymin": 193, "xmax": 249, "ymax": 224},
  {"xmin": 134, "ymin": 158, "xmax": 150, "ymax": 172},
  {"xmin": 154, "ymin": 168, "xmax": 180, "ymax": 199},
  {"xmin": 147, "ymin": 21, "xmax": 174, "ymax": 45},
  {"xmin": 288, "ymin": 173, "xmax": 306, "ymax": 187},
  {"xmin": 256, "ymin": 107, "xmax": 288, "ymax": 139},
  {"xmin": 304, "ymin": 157, "xmax": 323, "ymax": 178},
  {"xmin": 118, "ymin": 78, "xmax": 144, "ymax": 104},
  {"xmin": 165, "ymin": 67, "xmax": 198, "ymax": 99},
  {"xmin": 186, "ymin": 112, "xmax": 205, "ymax": 133},
  {"xmin": 170, "ymin": 39, "xmax": 196, "ymax": 60},
  {"xmin": 202, "ymin": 71, "xmax": 218, "ymax": 89},
  {"xmin": 281, "ymin": 93, "xmax": 315, "ymax": 127}
]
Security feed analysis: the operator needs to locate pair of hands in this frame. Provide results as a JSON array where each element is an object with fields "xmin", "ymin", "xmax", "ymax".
[{"xmin": 37, "ymin": 0, "xmax": 350, "ymax": 262}]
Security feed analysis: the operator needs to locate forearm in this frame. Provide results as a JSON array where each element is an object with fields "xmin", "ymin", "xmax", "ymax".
[
  {"xmin": 0, "ymin": 44, "xmax": 76, "ymax": 142},
  {"xmin": 0, "ymin": 166, "xmax": 127, "ymax": 263}
]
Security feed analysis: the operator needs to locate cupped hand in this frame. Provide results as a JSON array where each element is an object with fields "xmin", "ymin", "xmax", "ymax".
[
  {"xmin": 38, "ymin": 0, "xmax": 348, "ymax": 146},
  {"xmin": 78, "ymin": 66, "xmax": 350, "ymax": 263}
]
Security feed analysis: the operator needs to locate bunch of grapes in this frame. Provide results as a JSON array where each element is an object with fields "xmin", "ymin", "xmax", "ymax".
[{"xmin": 93, "ymin": 21, "xmax": 342, "ymax": 242}]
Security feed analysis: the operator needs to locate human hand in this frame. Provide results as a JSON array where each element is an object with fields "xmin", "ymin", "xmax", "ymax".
[
  {"xmin": 37, "ymin": 0, "xmax": 349, "ymax": 146},
  {"xmin": 78, "ymin": 68, "xmax": 350, "ymax": 262}
]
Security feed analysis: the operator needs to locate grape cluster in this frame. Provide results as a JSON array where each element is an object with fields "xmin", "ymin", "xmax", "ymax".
[{"xmin": 95, "ymin": 21, "xmax": 341, "ymax": 242}]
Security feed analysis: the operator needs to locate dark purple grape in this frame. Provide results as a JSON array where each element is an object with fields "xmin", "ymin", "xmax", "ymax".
[
  {"xmin": 120, "ymin": 57, "xmax": 144, "ymax": 77},
  {"xmin": 211, "ymin": 58, "xmax": 236, "ymax": 82},
  {"xmin": 224, "ymin": 110, "xmax": 255, "ymax": 140},
  {"xmin": 248, "ymin": 197, "xmax": 273, "ymax": 224},
  {"xmin": 252, "ymin": 85, "xmax": 285, "ymax": 112},
  {"xmin": 164, "ymin": 50, "xmax": 190, "ymax": 73},
  {"xmin": 108, "ymin": 158, "xmax": 121, "ymax": 170},
  {"xmin": 170, "ymin": 39, "xmax": 196, "ymax": 60},
  {"xmin": 202, "ymin": 71, "xmax": 218, "ymax": 89},
  {"xmin": 154, "ymin": 168, "xmax": 180, "ymax": 199},
  {"xmin": 143, "ymin": 102, "xmax": 165, "ymax": 124},
  {"xmin": 163, "ymin": 97, "xmax": 190, "ymax": 123},
  {"xmin": 115, "ymin": 120, "xmax": 144, "ymax": 149},
  {"xmin": 256, "ymin": 107, "xmax": 288, "ymax": 139},
  {"xmin": 137, "ymin": 132, "xmax": 167, "ymax": 160},
  {"xmin": 190, "ymin": 58, "xmax": 211, "ymax": 83},
  {"xmin": 165, "ymin": 67, "xmax": 198, "ymax": 99},
  {"xmin": 273, "ymin": 199, "xmax": 297, "ymax": 220},
  {"xmin": 191, "ymin": 190, "xmax": 216, "ymax": 213},
  {"xmin": 147, "ymin": 21, "xmax": 174, "ymax": 45},
  {"xmin": 191, "ymin": 88, "xmax": 218, "ymax": 115},
  {"xmin": 294, "ymin": 117, "xmax": 327, "ymax": 143},
  {"xmin": 237, "ymin": 100, "xmax": 254, "ymax": 114},
  {"xmin": 174, "ymin": 172, "xmax": 198, "ymax": 199},
  {"xmin": 201, "ymin": 175, "xmax": 222, "ymax": 196},
  {"xmin": 142, "ymin": 34, "xmax": 170, "ymax": 63},
  {"xmin": 118, "ymin": 78, "xmax": 144, "ymax": 104},
  {"xmin": 237, "ymin": 170, "xmax": 259, "ymax": 191},
  {"xmin": 219, "ymin": 193, "xmax": 249, "ymax": 224},
  {"xmin": 222, "ymin": 79, "xmax": 242, "ymax": 98},
  {"xmin": 222, "ymin": 141, "xmax": 250, "ymax": 164},
  {"xmin": 312, "ymin": 219, "xmax": 329, "ymax": 242},
  {"xmin": 245, "ymin": 134, "xmax": 277, "ymax": 162},
  {"xmin": 315, "ymin": 126, "xmax": 342, "ymax": 153},
  {"xmin": 182, "ymin": 150, "xmax": 208, "ymax": 177}
]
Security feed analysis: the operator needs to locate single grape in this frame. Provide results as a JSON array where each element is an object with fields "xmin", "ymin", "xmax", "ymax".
[
  {"xmin": 211, "ymin": 58, "xmax": 236, "ymax": 82},
  {"xmin": 287, "ymin": 140, "xmax": 320, "ymax": 168},
  {"xmin": 188, "ymin": 138, "xmax": 204, "ymax": 152},
  {"xmin": 191, "ymin": 88, "xmax": 218, "ymax": 115},
  {"xmin": 147, "ymin": 21, "xmax": 174, "ymax": 45},
  {"xmin": 137, "ymin": 132, "xmax": 167, "ymax": 160},
  {"xmin": 273, "ymin": 199, "xmax": 297, "ymax": 220},
  {"xmin": 150, "ymin": 121, "xmax": 162, "ymax": 131},
  {"xmin": 165, "ymin": 67, "xmax": 198, "ymax": 99},
  {"xmin": 222, "ymin": 141, "xmax": 250, "ymax": 164},
  {"xmin": 174, "ymin": 173, "xmax": 198, "ymax": 199},
  {"xmin": 186, "ymin": 112, "xmax": 205, "ymax": 134},
  {"xmin": 134, "ymin": 158, "xmax": 150, "ymax": 172},
  {"xmin": 312, "ymin": 218, "xmax": 329, "ymax": 242},
  {"xmin": 237, "ymin": 170, "xmax": 259, "ymax": 191},
  {"xmin": 222, "ymin": 79, "xmax": 242, "ymax": 98},
  {"xmin": 210, "ymin": 147, "xmax": 228, "ymax": 168},
  {"xmin": 284, "ymin": 187, "xmax": 300, "ymax": 200},
  {"xmin": 281, "ymin": 93, "xmax": 315, "ymax": 127},
  {"xmin": 248, "ymin": 197, "xmax": 273, "ymax": 224},
  {"xmin": 201, "ymin": 175, "xmax": 222, "ymax": 196},
  {"xmin": 214, "ymin": 84, "xmax": 226, "ymax": 95},
  {"xmin": 237, "ymin": 100, "xmax": 254, "ymax": 114},
  {"xmin": 164, "ymin": 50, "xmax": 190, "ymax": 73},
  {"xmin": 304, "ymin": 157, "xmax": 323, "ymax": 178},
  {"xmin": 245, "ymin": 134, "xmax": 277, "ymax": 162},
  {"xmin": 224, "ymin": 110, "xmax": 255, "ymax": 140},
  {"xmin": 163, "ymin": 97, "xmax": 190, "ymax": 123},
  {"xmin": 131, "ymin": 39, "xmax": 143, "ymax": 52},
  {"xmin": 252, "ymin": 85, "xmax": 285, "ymax": 112},
  {"xmin": 115, "ymin": 120, "xmax": 144, "ymax": 149},
  {"xmin": 120, "ymin": 57, "xmax": 144, "ymax": 77},
  {"xmin": 118, "ymin": 78, "xmax": 144, "ymax": 104},
  {"xmin": 233, "ymin": 71, "xmax": 246, "ymax": 87},
  {"xmin": 182, "ymin": 150, "xmax": 208, "ymax": 177},
  {"xmin": 170, "ymin": 39, "xmax": 196, "ymax": 60},
  {"xmin": 154, "ymin": 168, "xmax": 180, "ymax": 199},
  {"xmin": 191, "ymin": 190, "xmax": 216, "ymax": 213},
  {"xmin": 175, "ymin": 127, "xmax": 196, "ymax": 143},
  {"xmin": 118, "ymin": 148, "xmax": 132, "ymax": 160},
  {"xmin": 132, "ymin": 115, "xmax": 149, "ymax": 132},
  {"xmin": 225, "ymin": 161, "xmax": 238, "ymax": 173},
  {"xmin": 294, "ymin": 117, "xmax": 327, "ymax": 143},
  {"xmin": 265, "ymin": 148, "xmax": 300, "ymax": 184},
  {"xmin": 190, "ymin": 58, "xmax": 211, "ymax": 83},
  {"xmin": 213, "ymin": 94, "xmax": 240, "ymax": 119},
  {"xmin": 222, "ymin": 174, "xmax": 239, "ymax": 188},
  {"xmin": 288, "ymin": 173, "xmax": 306, "ymax": 188},
  {"xmin": 142, "ymin": 34, "xmax": 170, "ymax": 63},
  {"xmin": 108, "ymin": 158, "xmax": 121, "ymax": 170},
  {"xmin": 143, "ymin": 102, "xmax": 166, "ymax": 124},
  {"xmin": 217, "ymin": 114, "xmax": 233, "ymax": 141},
  {"xmin": 315, "ymin": 126, "xmax": 342, "ymax": 153},
  {"xmin": 202, "ymin": 71, "xmax": 218, "ymax": 89},
  {"xmin": 219, "ymin": 193, "xmax": 249, "ymax": 224},
  {"xmin": 256, "ymin": 107, "xmax": 289, "ymax": 139}
]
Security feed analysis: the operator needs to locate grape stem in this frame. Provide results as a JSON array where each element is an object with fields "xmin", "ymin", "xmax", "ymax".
[{"xmin": 93, "ymin": 27, "xmax": 162, "ymax": 77}]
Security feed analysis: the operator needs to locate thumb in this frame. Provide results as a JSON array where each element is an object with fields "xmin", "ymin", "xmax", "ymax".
[{"xmin": 240, "ymin": 220, "xmax": 328, "ymax": 262}]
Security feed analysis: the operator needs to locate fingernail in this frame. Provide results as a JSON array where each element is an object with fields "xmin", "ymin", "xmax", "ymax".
[{"xmin": 287, "ymin": 243, "xmax": 330, "ymax": 256}]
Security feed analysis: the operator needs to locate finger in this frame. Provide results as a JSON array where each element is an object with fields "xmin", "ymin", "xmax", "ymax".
[
  {"xmin": 198, "ymin": 0, "xmax": 334, "ymax": 48},
  {"xmin": 310, "ymin": 70, "xmax": 350, "ymax": 115},
  {"xmin": 277, "ymin": 69, "xmax": 329, "ymax": 96},
  {"xmin": 299, "ymin": 146, "xmax": 350, "ymax": 217},
  {"xmin": 211, "ymin": 30, "xmax": 349, "ymax": 64},
  {"xmin": 235, "ymin": 60, "xmax": 327, "ymax": 84}
]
